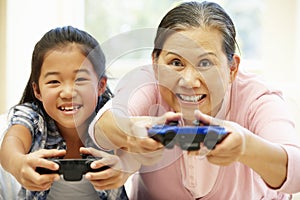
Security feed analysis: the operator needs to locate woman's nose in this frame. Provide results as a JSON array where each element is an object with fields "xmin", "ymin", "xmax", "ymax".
[{"xmin": 178, "ymin": 66, "xmax": 201, "ymax": 88}]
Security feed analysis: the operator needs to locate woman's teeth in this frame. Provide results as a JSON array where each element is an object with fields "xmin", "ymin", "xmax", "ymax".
[{"xmin": 177, "ymin": 94, "xmax": 206, "ymax": 102}]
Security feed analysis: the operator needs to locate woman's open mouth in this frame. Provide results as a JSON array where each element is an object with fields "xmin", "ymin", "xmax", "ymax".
[{"xmin": 176, "ymin": 94, "xmax": 206, "ymax": 103}]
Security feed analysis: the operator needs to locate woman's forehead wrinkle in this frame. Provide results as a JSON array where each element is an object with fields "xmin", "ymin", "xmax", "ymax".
[{"xmin": 161, "ymin": 29, "xmax": 224, "ymax": 66}]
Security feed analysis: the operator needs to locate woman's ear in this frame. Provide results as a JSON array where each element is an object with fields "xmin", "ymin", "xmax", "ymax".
[
  {"xmin": 32, "ymin": 82, "xmax": 42, "ymax": 101},
  {"xmin": 229, "ymin": 54, "xmax": 240, "ymax": 82},
  {"xmin": 98, "ymin": 76, "xmax": 107, "ymax": 96},
  {"xmin": 152, "ymin": 53, "xmax": 159, "ymax": 79}
]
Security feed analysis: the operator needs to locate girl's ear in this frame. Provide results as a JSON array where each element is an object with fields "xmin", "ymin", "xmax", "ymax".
[
  {"xmin": 229, "ymin": 54, "xmax": 240, "ymax": 83},
  {"xmin": 32, "ymin": 82, "xmax": 42, "ymax": 101},
  {"xmin": 98, "ymin": 76, "xmax": 107, "ymax": 96}
]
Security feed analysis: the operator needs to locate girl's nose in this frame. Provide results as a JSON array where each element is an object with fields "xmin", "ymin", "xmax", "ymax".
[
  {"xmin": 60, "ymin": 84, "xmax": 76, "ymax": 99},
  {"xmin": 178, "ymin": 66, "xmax": 201, "ymax": 88}
]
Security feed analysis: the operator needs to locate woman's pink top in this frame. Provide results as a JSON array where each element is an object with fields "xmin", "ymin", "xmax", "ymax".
[{"xmin": 90, "ymin": 66, "xmax": 300, "ymax": 199}]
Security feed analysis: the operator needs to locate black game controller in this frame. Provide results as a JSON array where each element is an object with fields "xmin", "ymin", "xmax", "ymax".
[
  {"xmin": 148, "ymin": 121, "xmax": 228, "ymax": 151},
  {"xmin": 36, "ymin": 158, "xmax": 110, "ymax": 181}
]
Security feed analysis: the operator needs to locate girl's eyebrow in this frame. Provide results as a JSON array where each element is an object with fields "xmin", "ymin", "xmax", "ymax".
[
  {"xmin": 74, "ymin": 69, "xmax": 91, "ymax": 75},
  {"xmin": 44, "ymin": 71, "xmax": 59, "ymax": 78},
  {"xmin": 44, "ymin": 69, "xmax": 91, "ymax": 78}
]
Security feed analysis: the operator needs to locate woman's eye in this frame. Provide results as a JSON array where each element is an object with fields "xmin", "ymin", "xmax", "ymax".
[
  {"xmin": 198, "ymin": 59, "xmax": 213, "ymax": 68},
  {"xmin": 169, "ymin": 59, "xmax": 183, "ymax": 67}
]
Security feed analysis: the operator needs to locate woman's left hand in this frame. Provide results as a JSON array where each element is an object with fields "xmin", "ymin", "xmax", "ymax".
[
  {"xmin": 194, "ymin": 110, "xmax": 249, "ymax": 166},
  {"xmin": 80, "ymin": 147, "xmax": 131, "ymax": 190},
  {"xmin": 194, "ymin": 109, "xmax": 288, "ymax": 188}
]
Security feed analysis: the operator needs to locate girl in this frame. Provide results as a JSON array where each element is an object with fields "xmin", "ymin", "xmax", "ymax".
[{"xmin": 0, "ymin": 26, "xmax": 128, "ymax": 200}]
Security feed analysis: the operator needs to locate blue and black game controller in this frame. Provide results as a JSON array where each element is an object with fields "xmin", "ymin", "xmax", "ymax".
[{"xmin": 148, "ymin": 121, "xmax": 228, "ymax": 151}]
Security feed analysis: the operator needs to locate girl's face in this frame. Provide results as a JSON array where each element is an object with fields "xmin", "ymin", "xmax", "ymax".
[
  {"xmin": 153, "ymin": 27, "xmax": 239, "ymax": 122},
  {"xmin": 33, "ymin": 44, "xmax": 106, "ymax": 131}
]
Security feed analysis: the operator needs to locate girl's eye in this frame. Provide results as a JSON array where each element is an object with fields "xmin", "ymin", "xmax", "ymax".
[
  {"xmin": 169, "ymin": 59, "xmax": 183, "ymax": 67},
  {"xmin": 198, "ymin": 59, "xmax": 213, "ymax": 68},
  {"xmin": 46, "ymin": 80, "xmax": 59, "ymax": 84},
  {"xmin": 75, "ymin": 77, "xmax": 88, "ymax": 82}
]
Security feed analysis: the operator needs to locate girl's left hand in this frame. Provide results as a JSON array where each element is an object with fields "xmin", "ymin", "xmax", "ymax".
[
  {"xmin": 194, "ymin": 110, "xmax": 249, "ymax": 166},
  {"xmin": 79, "ymin": 147, "xmax": 131, "ymax": 190}
]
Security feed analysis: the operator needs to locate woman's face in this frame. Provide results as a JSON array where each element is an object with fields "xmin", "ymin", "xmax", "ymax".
[
  {"xmin": 153, "ymin": 27, "xmax": 238, "ymax": 122},
  {"xmin": 33, "ymin": 45, "xmax": 106, "ymax": 131}
]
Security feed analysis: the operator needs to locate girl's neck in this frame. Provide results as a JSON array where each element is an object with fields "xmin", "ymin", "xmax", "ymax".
[{"xmin": 57, "ymin": 124, "xmax": 88, "ymax": 158}]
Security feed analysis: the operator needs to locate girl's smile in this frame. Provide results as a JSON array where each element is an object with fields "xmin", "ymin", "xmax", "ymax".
[{"xmin": 33, "ymin": 44, "xmax": 105, "ymax": 130}]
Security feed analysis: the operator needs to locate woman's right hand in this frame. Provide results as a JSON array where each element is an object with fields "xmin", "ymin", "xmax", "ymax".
[
  {"xmin": 12, "ymin": 149, "xmax": 66, "ymax": 191},
  {"xmin": 94, "ymin": 110, "xmax": 182, "ymax": 164}
]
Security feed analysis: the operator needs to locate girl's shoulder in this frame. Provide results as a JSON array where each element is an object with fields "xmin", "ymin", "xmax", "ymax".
[
  {"xmin": 9, "ymin": 102, "xmax": 45, "ymax": 121},
  {"xmin": 8, "ymin": 102, "xmax": 51, "ymax": 134}
]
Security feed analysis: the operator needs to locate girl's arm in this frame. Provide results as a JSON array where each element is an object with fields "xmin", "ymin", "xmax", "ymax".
[
  {"xmin": 0, "ymin": 125, "xmax": 65, "ymax": 191},
  {"xmin": 1, "ymin": 124, "xmax": 32, "ymax": 174}
]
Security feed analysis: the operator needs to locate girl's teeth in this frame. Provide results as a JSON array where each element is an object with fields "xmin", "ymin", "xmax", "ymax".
[{"xmin": 60, "ymin": 106, "xmax": 80, "ymax": 111}]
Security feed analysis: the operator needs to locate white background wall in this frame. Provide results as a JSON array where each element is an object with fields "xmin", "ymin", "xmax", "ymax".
[{"xmin": 2, "ymin": 0, "xmax": 85, "ymax": 113}]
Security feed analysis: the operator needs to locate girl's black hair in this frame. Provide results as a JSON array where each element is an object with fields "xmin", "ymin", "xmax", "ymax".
[{"xmin": 20, "ymin": 26, "xmax": 113, "ymax": 113}]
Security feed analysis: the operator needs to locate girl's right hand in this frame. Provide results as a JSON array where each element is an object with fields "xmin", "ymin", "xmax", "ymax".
[{"xmin": 13, "ymin": 149, "xmax": 66, "ymax": 191}]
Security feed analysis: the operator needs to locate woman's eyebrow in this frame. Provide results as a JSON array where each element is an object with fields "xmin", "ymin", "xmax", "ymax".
[
  {"xmin": 166, "ymin": 51, "xmax": 182, "ymax": 58},
  {"xmin": 198, "ymin": 52, "xmax": 217, "ymax": 59},
  {"xmin": 166, "ymin": 51, "xmax": 217, "ymax": 59}
]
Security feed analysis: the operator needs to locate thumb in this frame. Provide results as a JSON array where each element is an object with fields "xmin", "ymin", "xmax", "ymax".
[
  {"xmin": 194, "ymin": 110, "xmax": 223, "ymax": 126},
  {"xmin": 194, "ymin": 110, "xmax": 213, "ymax": 125},
  {"xmin": 155, "ymin": 112, "xmax": 183, "ymax": 125}
]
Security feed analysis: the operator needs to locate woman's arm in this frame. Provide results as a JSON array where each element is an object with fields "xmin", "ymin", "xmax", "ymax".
[
  {"xmin": 238, "ymin": 132, "xmax": 287, "ymax": 188},
  {"xmin": 91, "ymin": 107, "xmax": 183, "ymax": 166},
  {"xmin": 194, "ymin": 110, "xmax": 291, "ymax": 189}
]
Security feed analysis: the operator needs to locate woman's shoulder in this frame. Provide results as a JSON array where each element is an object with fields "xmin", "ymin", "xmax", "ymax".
[{"xmin": 233, "ymin": 69, "xmax": 283, "ymax": 99}]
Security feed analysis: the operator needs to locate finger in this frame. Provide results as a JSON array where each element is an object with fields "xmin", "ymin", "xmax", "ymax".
[
  {"xmin": 91, "ymin": 179, "xmax": 122, "ymax": 190},
  {"xmin": 89, "ymin": 171, "xmax": 125, "ymax": 189},
  {"xmin": 34, "ymin": 157, "xmax": 60, "ymax": 171},
  {"xmin": 194, "ymin": 110, "xmax": 224, "ymax": 126},
  {"xmin": 85, "ymin": 166, "xmax": 117, "ymax": 182},
  {"xmin": 23, "ymin": 181, "xmax": 54, "ymax": 191},
  {"xmin": 155, "ymin": 112, "xmax": 183, "ymax": 125},
  {"xmin": 80, "ymin": 147, "xmax": 113, "ymax": 159},
  {"xmin": 34, "ymin": 149, "xmax": 66, "ymax": 159},
  {"xmin": 93, "ymin": 156, "xmax": 119, "ymax": 169},
  {"xmin": 79, "ymin": 147, "xmax": 90, "ymax": 155},
  {"xmin": 139, "ymin": 137, "xmax": 163, "ymax": 150},
  {"xmin": 24, "ymin": 169, "xmax": 59, "ymax": 190}
]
